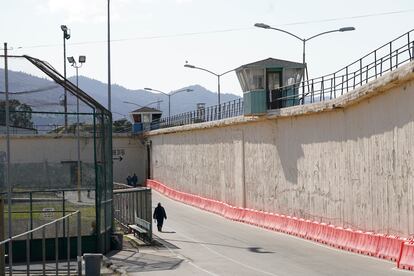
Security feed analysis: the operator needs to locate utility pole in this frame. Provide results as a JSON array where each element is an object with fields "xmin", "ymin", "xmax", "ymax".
[
  {"xmin": 2, "ymin": 42, "xmax": 12, "ymax": 276},
  {"xmin": 0, "ymin": 198, "xmax": 3, "ymax": 276},
  {"xmin": 107, "ymin": 0, "xmax": 112, "ymax": 111},
  {"xmin": 61, "ymin": 25, "xmax": 71, "ymax": 130}
]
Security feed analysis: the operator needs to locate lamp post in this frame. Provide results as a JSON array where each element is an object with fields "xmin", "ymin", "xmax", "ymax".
[
  {"xmin": 144, "ymin": 88, "xmax": 192, "ymax": 117},
  {"xmin": 107, "ymin": 0, "xmax": 112, "ymax": 112},
  {"xmin": 61, "ymin": 25, "xmax": 71, "ymax": 130},
  {"xmin": 123, "ymin": 100, "xmax": 163, "ymax": 109},
  {"xmin": 254, "ymin": 23, "xmax": 355, "ymax": 81},
  {"xmin": 67, "ymin": 55, "xmax": 86, "ymax": 203},
  {"xmin": 184, "ymin": 63, "xmax": 235, "ymax": 107}
]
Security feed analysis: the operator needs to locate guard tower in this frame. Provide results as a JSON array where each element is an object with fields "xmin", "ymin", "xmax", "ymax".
[
  {"xmin": 129, "ymin": 106, "xmax": 162, "ymax": 133},
  {"xmin": 235, "ymin": 58, "xmax": 305, "ymax": 115}
]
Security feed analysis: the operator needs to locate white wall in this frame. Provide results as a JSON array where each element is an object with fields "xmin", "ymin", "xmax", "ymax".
[
  {"xmin": 0, "ymin": 134, "xmax": 147, "ymax": 190},
  {"xmin": 148, "ymin": 62, "xmax": 414, "ymax": 236}
]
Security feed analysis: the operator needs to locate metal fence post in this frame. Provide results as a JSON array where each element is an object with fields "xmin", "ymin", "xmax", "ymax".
[
  {"xmin": 42, "ymin": 227, "xmax": 46, "ymax": 275},
  {"xmin": 26, "ymin": 232, "xmax": 30, "ymax": 276},
  {"xmin": 55, "ymin": 222, "xmax": 59, "ymax": 275},
  {"xmin": 77, "ymin": 212, "xmax": 82, "ymax": 276},
  {"xmin": 67, "ymin": 216, "xmax": 71, "ymax": 275}
]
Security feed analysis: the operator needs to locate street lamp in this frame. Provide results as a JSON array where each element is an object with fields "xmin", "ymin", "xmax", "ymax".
[
  {"xmin": 107, "ymin": 0, "xmax": 112, "ymax": 112},
  {"xmin": 144, "ymin": 88, "xmax": 192, "ymax": 117},
  {"xmin": 67, "ymin": 55, "xmax": 86, "ymax": 203},
  {"xmin": 184, "ymin": 63, "xmax": 235, "ymax": 109},
  {"xmin": 61, "ymin": 25, "xmax": 71, "ymax": 130},
  {"xmin": 254, "ymin": 23, "xmax": 355, "ymax": 81},
  {"xmin": 123, "ymin": 100, "xmax": 163, "ymax": 109}
]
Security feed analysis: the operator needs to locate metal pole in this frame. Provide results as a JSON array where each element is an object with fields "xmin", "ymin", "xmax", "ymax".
[
  {"xmin": 67, "ymin": 217, "xmax": 70, "ymax": 275},
  {"xmin": 25, "ymin": 232, "xmax": 29, "ymax": 276},
  {"xmin": 76, "ymin": 67, "xmax": 82, "ymax": 202},
  {"xmin": 0, "ymin": 198, "xmax": 4, "ymax": 276},
  {"xmin": 217, "ymin": 75, "xmax": 221, "ymax": 119},
  {"xmin": 55, "ymin": 222, "xmax": 59, "ymax": 275},
  {"xmin": 168, "ymin": 95, "xmax": 171, "ymax": 117},
  {"xmin": 107, "ymin": 0, "xmax": 112, "ymax": 111},
  {"xmin": 77, "ymin": 212, "xmax": 82, "ymax": 276},
  {"xmin": 42, "ymin": 227, "xmax": 46, "ymax": 275},
  {"xmin": 4, "ymin": 43, "xmax": 12, "ymax": 276},
  {"xmin": 303, "ymin": 39, "xmax": 306, "ymax": 79},
  {"xmin": 63, "ymin": 34, "xmax": 68, "ymax": 130}
]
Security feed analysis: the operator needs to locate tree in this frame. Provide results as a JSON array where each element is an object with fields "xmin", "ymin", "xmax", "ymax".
[
  {"xmin": 0, "ymin": 100, "xmax": 34, "ymax": 129},
  {"xmin": 113, "ymin": 118, "xmax": 132, "ymax": 133}
]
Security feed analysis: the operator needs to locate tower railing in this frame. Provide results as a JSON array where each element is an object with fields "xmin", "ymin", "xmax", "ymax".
[
  {"xmin": 150, "ymin": 98, "xmax": 244, "ymax": 130},
  {"xmin": 269, "ymin": 29, "xmax": 414, "ymax": 107}
]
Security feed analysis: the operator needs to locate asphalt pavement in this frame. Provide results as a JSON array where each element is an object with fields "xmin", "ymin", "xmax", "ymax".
[{"xmin": 125, "ymin": 191, "xmax": 411, "ymax": 276}]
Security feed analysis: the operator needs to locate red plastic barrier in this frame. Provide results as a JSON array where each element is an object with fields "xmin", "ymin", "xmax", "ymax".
[
  {"xmin": 376, "ymin": 235, "xmax": 405, "ymax": 261},
  {"xmin": 263, "ymin": 212, "xmax": 275, "ymax": 229},
  {"xmin": 353, "ymin": 232, "xmax": 379, "ymax": 256},
  {"xmin": 147, "ymin": 179, "xmax": 413, "ymax": 269},
  {"xmin": 333, "ymin": 227, "xmax": 350, "ymax": 250},
  {"xmin": 305, "ymin": 221, "xmax": 321, "ymax": 241},
  {"xmin": 397, "ymin": 241, "xmax": 414, "ymax": 270}
]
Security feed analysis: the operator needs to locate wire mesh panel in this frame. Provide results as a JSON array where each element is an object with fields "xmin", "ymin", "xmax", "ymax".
[{"xmin": 0, "ymin": 54, "xmax": 113, "ymax": 263}]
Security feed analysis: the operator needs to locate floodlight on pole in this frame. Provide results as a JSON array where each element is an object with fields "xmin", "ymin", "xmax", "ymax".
[
  {"xmin": 254, "ymin": 23, "xmax": 355, "ymax": 81},
  {"xmin": 67, "ymin": 56, "xmax": 75, "ymax": 64},
  {"xmin": 68, "ymin": 55, "xmax": 86, "ymax": 203},
  {"xmin": 183, "ymin": 62, "xmax": 236, "ymax": 118},
  {"xmin": 107, "ymin": 0, "xmax": 112, "ymax": 112},
  {"xmin": 144, "ymin": 87, "xmax": 193, "ymax": 117},
  {"xmin": 123, "ymin": 100, "xmax": 164, "ymax": 108},
  {"xmin": 61, "ymin": 25, "xmax": 71, "ymax": 130},
  {"xmin": 339, "ymin": 27, "xmax": 355, "ymax": 32}
]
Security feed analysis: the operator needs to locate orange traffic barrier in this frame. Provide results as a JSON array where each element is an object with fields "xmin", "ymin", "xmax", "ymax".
[
  {"xmin": 148, "ymin": 179, "xmax": 414, "ymax": 270},
  {"xmin": 397, "ymin": 241, "xmax": 414, "ymax": 270},
  {"xmin": 377, "ymin": 235, "xmax": 405, "ymax": 261}
]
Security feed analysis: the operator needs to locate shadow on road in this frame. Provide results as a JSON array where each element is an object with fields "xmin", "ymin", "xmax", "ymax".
[
  {"xmin": 163, "ymin": 238, "xmax": 274, "ymax": 254},
  {"xmin": 247, "ymin": 247, "xmax": 274, "ymax": 254},
  {"xmin": 152, "ymin": 235, "xmax": 181, "ymax": 250},
  {"xmin": 106, "ymin": 249, "xmax": 183, "ymax": 274}
]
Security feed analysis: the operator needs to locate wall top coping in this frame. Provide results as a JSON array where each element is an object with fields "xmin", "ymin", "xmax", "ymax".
[{"xmin": 146, "ymin": 61, "xmax": 414, "ymax": 136}]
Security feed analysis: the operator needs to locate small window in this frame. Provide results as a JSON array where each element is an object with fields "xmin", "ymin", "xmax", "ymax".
[{"xmin": 245, "ymin": 69, "xmax": 264, "ymax": 90}]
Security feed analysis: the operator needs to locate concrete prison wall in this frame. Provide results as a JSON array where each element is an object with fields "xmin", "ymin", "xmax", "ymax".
[
  {"xmin": 0, "ymin": 134, "xmax": 147, "ymax": 190},
  {"xmin": 147, "ymin": 61, "xmax": 414, "ymax": 237}
]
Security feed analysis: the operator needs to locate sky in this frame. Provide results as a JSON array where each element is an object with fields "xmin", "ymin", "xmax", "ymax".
[{"xmin": 1, "ymin": 0, "xmax": 414, "ymax": 98}]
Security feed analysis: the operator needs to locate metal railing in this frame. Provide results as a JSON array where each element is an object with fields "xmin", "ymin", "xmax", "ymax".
[
  {"xmin": 150, "ymin": 98, "xmax": 244, "ymax": 130},
  {"xmin": 0, "ymin": 210, "xmax": 82, "ymax": 276},
  {"xmin": 113, "ymin": 187, "xmax": 152, "ymax": 241},
  {"xmin": 269, "ymin": 29, "xmax": 414, "ymax": 107}
]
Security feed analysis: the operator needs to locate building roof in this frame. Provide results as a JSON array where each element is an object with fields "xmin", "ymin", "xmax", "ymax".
[
  {"xmin": 236, "ymin": 57, "xmax": 305, "ymax": 71},
  {"xmin": 130, "ymin": 106, "xmax": 162, "ymax": 113}
]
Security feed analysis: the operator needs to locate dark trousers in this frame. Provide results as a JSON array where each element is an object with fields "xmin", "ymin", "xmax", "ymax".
[{"xmin": 156, "ymin": 218, "xmax": 164, "ymax": 231}]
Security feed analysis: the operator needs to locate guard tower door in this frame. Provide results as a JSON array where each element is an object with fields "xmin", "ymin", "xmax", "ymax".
[{"xmin": 267, "ymin": 71, "xmax": 282, "ymax": 109}]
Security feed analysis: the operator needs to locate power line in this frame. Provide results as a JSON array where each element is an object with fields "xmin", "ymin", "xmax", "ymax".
[
  {"xmin": 279, "ymin": 9, "xmax": 414, "ymax": 26},
  {"xmin": 15, "ymin": 8, "xmax": 414, "ymax": 50},
  {"xmin": 0, "ymin": 85, "xmax": 60, "ymax": 94}
]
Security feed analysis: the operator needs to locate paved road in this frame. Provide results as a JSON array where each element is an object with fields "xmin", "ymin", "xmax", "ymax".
[{"xmin": 132, "ymin": 191, "xmax": 409, "ymax": 276}]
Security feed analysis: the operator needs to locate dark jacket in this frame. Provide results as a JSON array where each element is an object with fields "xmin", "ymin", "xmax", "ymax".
[{"xmin": 153, "ymin": 206, "xmax": 167, "ymax": 221}]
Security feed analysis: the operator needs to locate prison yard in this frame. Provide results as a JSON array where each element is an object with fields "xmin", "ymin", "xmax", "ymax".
[{"xmin": 1, "ymin": 2, "xmax": 414, "ymax": 275}]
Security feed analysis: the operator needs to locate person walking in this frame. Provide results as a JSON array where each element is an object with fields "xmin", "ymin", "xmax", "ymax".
[
  {"xmin": 153, "ymin": 202, "xmax": 167, "ymax": 232},
  {"xmin": 131, "ymin": 173, "xmax": 138, "ymax": 187},
  {"xmin": 126, "ymin": 175, "xmax": 132, "ymax": 186}
]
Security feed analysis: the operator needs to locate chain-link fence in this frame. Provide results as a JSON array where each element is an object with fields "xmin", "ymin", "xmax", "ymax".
[{"xmin": 0, "ymin": 54, "xmax": 113, "ymax": 264}]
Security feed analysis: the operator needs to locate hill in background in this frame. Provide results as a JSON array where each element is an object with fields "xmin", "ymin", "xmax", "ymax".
[{"xmin": 0, "ymin": 69, "xmax": 241, "ymax": 125}]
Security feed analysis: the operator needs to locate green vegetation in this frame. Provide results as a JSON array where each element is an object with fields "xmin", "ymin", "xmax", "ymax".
[{"xmin": 0, "ymin": 99, "xmax": 34, "ymax": 129}]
